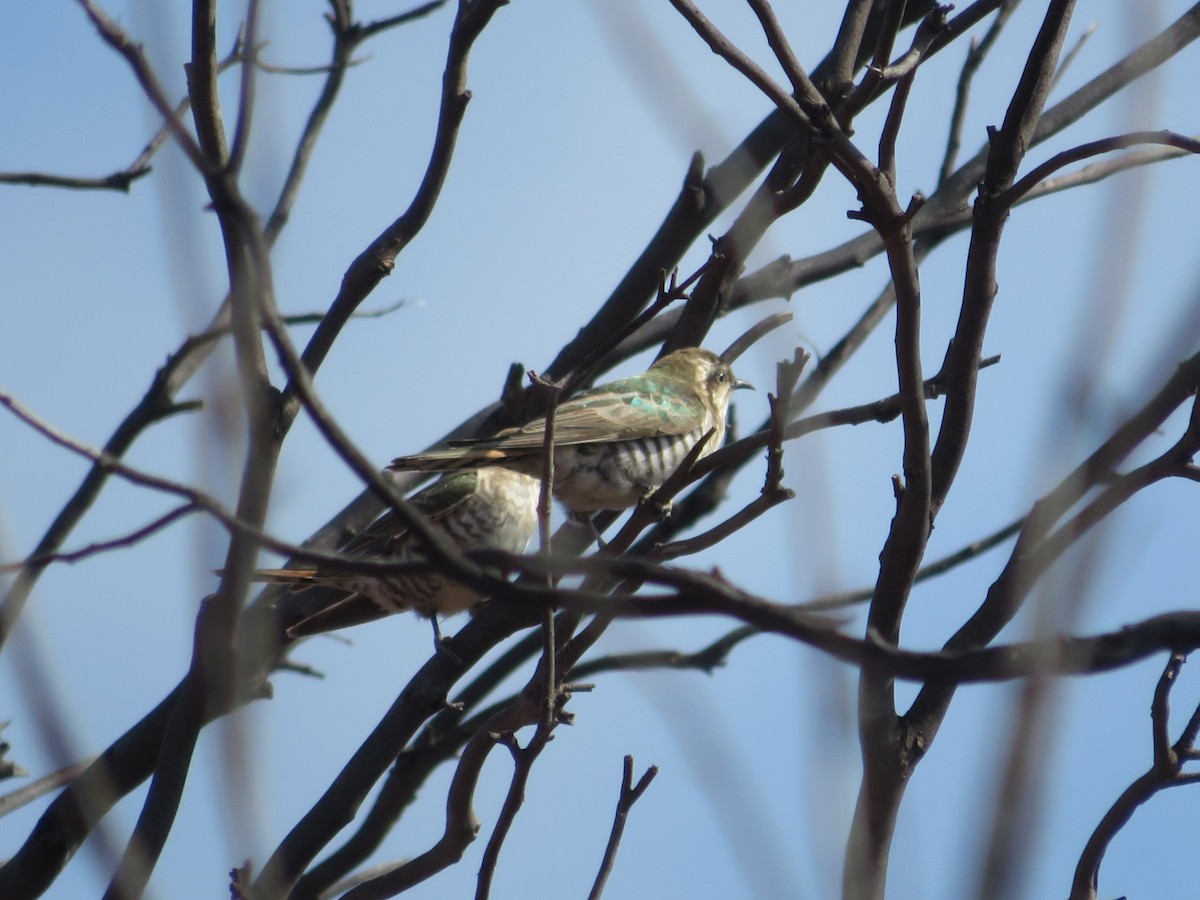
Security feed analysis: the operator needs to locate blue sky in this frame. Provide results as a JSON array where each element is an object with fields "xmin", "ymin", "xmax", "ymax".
[{"xmin": 3, "ymin": 2, "xmax": 1200, "ymax": 898}]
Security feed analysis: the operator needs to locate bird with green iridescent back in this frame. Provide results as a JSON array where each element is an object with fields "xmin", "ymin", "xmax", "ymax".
[
  {"xmin": 255, "ymin": 467, "xmax": 539, "ymax": 638},
  {"xmin": 388, "ymin": 347, "xmax": 752, "ymax": 513}
]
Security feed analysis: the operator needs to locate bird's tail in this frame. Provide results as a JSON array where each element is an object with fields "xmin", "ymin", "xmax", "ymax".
[
  {"xmin": 249, "ymin": 568, "xmax": 320, "ymax": 588},
  {"xmin": 287, "ymin": 594, "xmax": 392, "ymax": 638},
  {"xmin": 388, "ymin": 447, "xmax": 512, "ymax": 472}
]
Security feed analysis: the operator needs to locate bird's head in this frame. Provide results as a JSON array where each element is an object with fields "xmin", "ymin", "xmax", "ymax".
[{"xmin": 651, "ymin": 347, "xmax": 754, "ymax": 413}]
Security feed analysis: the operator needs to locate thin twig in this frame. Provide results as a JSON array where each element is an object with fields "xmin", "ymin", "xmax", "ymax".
[
  {"xmin": 226, "ymin": 0, "xmax": 261, "ymax": 175},
  {"xmin": 587, "ymin": 756, "xmax": 659, "ymax": 900},
  {"xmin": 999, "ymin": 129, "xmax": 1200, "ymax": 207},
  {"xmin": 73, "ymin": 0, "xmax": 212, "ymax": 174},
  {"xmin": 529, "ymin": 370, "xmax": 566, "ymax": 728},
  {"xmin": 1069, "ymin": 654, "xmax": 1200, "ymax": 900},
  {"xmin": 940, "ymin": 1, "xmax": 1018, "ymax": 185},
  {"xmin": 0, "ymin": 760, "xmax": 94, "ymax": 818},
  {"xmin": 0, "ymin": 504, "xmax": 197, "ymax": 573},
  {"xmin": 1051, "ymin": 21, "xmax": 1099, "ymax": 91},
  {"xmin": 801, "ymin": 517, "xmax": 1023, "ymax": 611},
  {"xmin": 0, "ymin": 167, "xmax": 152, "ymax": 192}
]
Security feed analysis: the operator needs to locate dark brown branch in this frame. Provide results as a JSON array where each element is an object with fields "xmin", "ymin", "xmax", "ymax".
[
  {"xmin": 546, "ymin": 581, "xmax": 1200, "ymax": 686},
  {"xmin": 649, "ymin": 489, "xmax": 791, "ymax": 563},
  {"xmin": 870, "ymin": 6, "xmax": 953, "ymax": 82},
  {"xmin": 528, "ymin": 370, "xmax": 565, "ymax": 728},
  {"xmin": 0, "ymin": 347, "xmax": 997, "ymax": 600},
  {"xmin": 826, "ymin": 0, "xmax": 876, "ymax": 93},
  {"xmin": 804, "ymin": 517, "xmax": 1022, "ymax": 611},
  {"xmin": 337, "ymin": 667, "xmax": 577, "ymax": 898},
  {"xmin": 474, "ymin": 714, "xmax": 561, "ymax": 900},
  {"xmin": 0, "ymin": 5, "xmax": 365, "ymax": 653},
  {"xmin": 101, "ymin": 603, "xmax": 219, "ymax": 900},
  {"xmin": 290, "ymin": 626, "xmax": 553, "ymax": 897},
  {"xmin": 1022, "ymin": 141, "xmax": 1198, "ymax": 198},
  {"xmin": 911, "ymin": 355, "xmax": 1200, "ymax": 726},
  {"xmin": 105, "ymin": 115, "xmax": 276, "ymax": 900},
  {"xmin": 934, "ymin": 3, "xmax": 1200, "ymax": 211},
  {"xmin": 263, "ymin": 0, "xmax": 433, "ymax": 244},
  {"xmin": 669, "ymin": 0, "xmax": 890, "ymax": 207},
  {"xmin": 745, "ymin": 0, "xmax": 813, "ymax": 101},
  {"xmin": 74, "ymin": 0, "xmax": 213, "ymax": 174},
  {"xmin": 357, "ymin": 0, "xmax": 449, "ymax": 39},
  {"xmin": 17, "ymin": 31, "xmax": 247, "ymax": 193},
  {"xmin": 569, "ymin": 626, "xmax": 758, "ymax": 681},
  {"xmin": 860, "ymin": 28, "xmax": 1086, "ymax": 897},
  {"xmin": 601, "ymin": 1, "xmax": 1190, "ymax": 364},
  {"xmin": 0, "ymin": 391, "xmax": 331, "ymax": 573},
  {"xmin": 843, "ymin": 2, "xmax": 951, "ymax": 118},
  {"xmin": 1069, "ymin": 654, "xmax": 1200, "ymax": 900},
  {"xmin": 66, "ymin": 7, "xmax": 281, "ymax": 895},
  {"xmin": 187, "ymin": 0, "xmax": 228, "ymax": 168},
  {"xmin": 253, "ymin": 593, "xmax": 542, "ymax": 898},
  {"xmin": 1050, "ymin": 20, "xmax": 1098, "ymax": 90},
  {"xmin": 252, "ymin": 55, "xmax": 368, "ymax": 75},
  {"xmin": 0, "ymin": 760, "xmax": 92, "ymax": 819},
  {"xmin": 940, "ymin": 1, "xmax": 1017, "ymax": 185},
  {"xmin": 547, "ymin": 1, "xmax": 1005, "ymax": 382},
  {"xmin": 720, "ymin": 311, "xmax": 793, "ymax": 364},
  {"xmin": 226, "ymin": 0, "xmax": 261, "ymax": 175},
  {"xmin": 0, "ymin": 167, "xmax": 152, "ymax": 192},
  {"xmin": 999, "ymin": 130, "xmax": 1200, "ymax": 207},
  {"xmin": 877, "ymin": 67, "xmax": 913, "ymax": 186},
  {"xmin": 337, "ymin": 700, "xmax": 526, "ymax": 899},
  {"xmin": 282, "ymin": 0, "xmax": 508, "ymax": 423},
  {"xmin": 407, "ymin": 546, "xmax": 1200, "ymax": 687},
  {"xmin": 587, "ymin": 756, "xmax": 659, "ymax": 900},
  {"xmin": 0, "ymin": 504, "xmax": 197, "ymax": 573}
]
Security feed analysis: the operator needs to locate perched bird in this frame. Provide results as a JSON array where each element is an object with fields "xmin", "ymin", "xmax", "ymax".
[
  {"xmin": 389, "ymin": 347, "xmax": 752, "ymax": 512},
  {"xmin": 257, "ymin": 468, "xmax": 539, "ymax": 638}
]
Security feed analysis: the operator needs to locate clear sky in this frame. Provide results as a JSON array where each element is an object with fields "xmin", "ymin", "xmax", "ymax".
[{"xmin": 3, "ymin": 2, "xmax": 1200, "ymax": 898}]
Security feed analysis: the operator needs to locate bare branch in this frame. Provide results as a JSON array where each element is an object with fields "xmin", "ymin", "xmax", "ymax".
[
  {"xmin": 226, "ymin": 1, "xmax": 261, "ymax": 175},
  {"xmin": 1000, "ymin": 129, "xmax": 1200, "ymax": 207},
  {"xmin": 0, "ymin": 167, "xmax": 152, "ymax": 192},
  {"xmin": 0, "ymin": 760, "xmax": 92, "ymax": 818},
  {"xmin": 801, "ymin": 517, "xmax": 1023, "ymax": 612},
  {"xmin": 282, "ymin": 0, "xmax": 509, "ymax": 421},
  {"xmin": 1069, "ymin": 654, "xmax": 1200, "ymax": 900},
  {"xmin": 940, "ymin": 1, "xmax": 1018, "ymax": 185},
  {"xmin": 587, "ymin": 756, "xmax": 659, "ymax": 900},
  {"xmin": 0, "ymin": 505, "xmax": 197, "ymax": 573},
  {"xmin": 73, "ymin": 0, "xmax": 212, "ymax": 174},
  {"xmin": 357, "ymin": 0, "xmax": 449, "ymax": 40}
]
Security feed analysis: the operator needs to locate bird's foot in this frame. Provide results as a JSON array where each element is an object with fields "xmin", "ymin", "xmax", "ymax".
[
  {"xmin": 638, "ymin": 489, "xmax": 673, "ymax": 521},
  {"xmin": 569, "ymin": 511, "xmax": 607, "ymax": 548},
  {"xmin": 429, "ymin": 617, "xmax": 464, "ymax": 666}
]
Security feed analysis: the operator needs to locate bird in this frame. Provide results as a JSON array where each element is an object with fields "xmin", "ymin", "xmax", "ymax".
[
  {"xmin": 255, "ymin": 467, "xmax": 540, "ymax": 639},
  {"xmin": 389, "ymin": 347, "xmax": 752, "ymax": 513}
]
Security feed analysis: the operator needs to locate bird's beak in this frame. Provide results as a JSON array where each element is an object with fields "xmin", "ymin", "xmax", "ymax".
[{"xmin": 734, "ymin": 378, "xmax": 755, "ymax": 391}]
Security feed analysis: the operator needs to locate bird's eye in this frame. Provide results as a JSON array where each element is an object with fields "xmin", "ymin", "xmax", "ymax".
[{"xmin": 716, "ymin": 371, "xmax": 727, "ymax": 383}]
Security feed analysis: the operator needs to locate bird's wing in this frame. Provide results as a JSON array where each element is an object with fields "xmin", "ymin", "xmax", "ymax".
[
  {"xmin": 469, "ymin": 376, "xmax": 706, "ymax": 450},
  {"xmin": 341, "ymin": 471, "xmax": 480, "ymax": 557}
]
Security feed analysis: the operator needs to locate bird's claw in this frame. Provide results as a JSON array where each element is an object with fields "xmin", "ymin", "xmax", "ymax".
[
  {"xmin": 434, "ymin": 634, "xmax": 464, "ymax": 667},
  {"xmin": 569, "ymin": 511, "xmax": 608, "ymax": 548},
  {"xmin": 429, "ymin": 617, "xmax": 464, "ymax": 666},
  {"xmin": 638, "ymin": 490, "xmax": 673, "ymax": 521}
]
